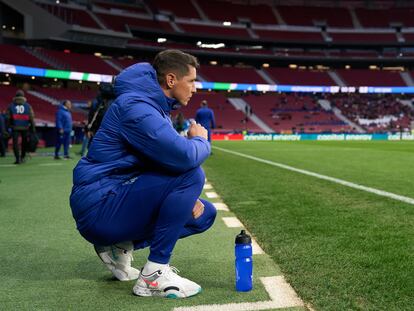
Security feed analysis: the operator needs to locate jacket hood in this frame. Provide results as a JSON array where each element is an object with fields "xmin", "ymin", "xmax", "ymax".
[{"xmin": 114, "ymin": 62, "xmax": 180, "ymax": 113}]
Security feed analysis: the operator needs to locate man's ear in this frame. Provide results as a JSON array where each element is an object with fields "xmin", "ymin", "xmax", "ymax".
[{"xmin": 166, "ymin": 73, "xmax": 176, "ymax": 89}]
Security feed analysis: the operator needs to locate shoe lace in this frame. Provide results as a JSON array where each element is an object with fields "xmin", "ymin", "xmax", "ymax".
[{"xmin": 163, "ymin": 265, "xmax": 180, "ymax": 279}]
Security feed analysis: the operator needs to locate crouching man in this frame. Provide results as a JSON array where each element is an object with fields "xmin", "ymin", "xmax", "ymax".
[{"xmin": 70, "ymin": 50, "xmax": 216, "ymax": 298}]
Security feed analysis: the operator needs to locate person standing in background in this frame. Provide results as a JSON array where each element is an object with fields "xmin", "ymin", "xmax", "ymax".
[
  {"xmin": 54, "ymin": 100, "xmax": 73, "ymax": 160},
  {"xmin": 5, "ymin": 90, "xmax": 35, "ymax": 164},
  {"xmin": 195, "ymin": 100, "xmax": 215, "ymax": 142},
  {"xmin": 79, "ymin": 101, "xmax": 92, "ymax": 156},
  {"xmin": 86, "ymin": 83, "xmax": 116, "ymax": 147}
]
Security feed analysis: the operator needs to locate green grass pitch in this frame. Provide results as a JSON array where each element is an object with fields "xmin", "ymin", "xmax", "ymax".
[
  {"xmin": 204, "ymin": 140, "xmax": 414, "ymax": 311},
  {"xmin": 0, "ymin": 146, "xmax": 292, "ymax": 311},
  {"xmin": 1, "ymin": 140, "xmax": 413, "ymax": 310}
]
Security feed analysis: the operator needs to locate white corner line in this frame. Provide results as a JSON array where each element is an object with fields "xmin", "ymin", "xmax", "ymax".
[
  {"xmin": 205, "ymin": 191, "xmax": 219, "ymax": 199},
  {"xmin": 203, "ymin": 183, "xmax": 213, "ymax": 190},
  {"xmin": 172, "ymin": 276, "xmax": 304, "ymax": 311},
  {"xmin": 222, "ymin": 217, "xmax": 244, "ymax": 228},
  {"xmin": 213, "ymin": 202, "xmax": 230, "ymax": 211},
  {"xmin": 213, "ymin": 146, "xmax": 414, "ymax": 206}
]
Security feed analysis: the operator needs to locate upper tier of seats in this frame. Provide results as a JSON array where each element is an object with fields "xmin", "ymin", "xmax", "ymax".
[
  {"xmin": 0, "ymin": 44, "xmax": 49, "ymax": 68},
  {"xmin": 96, "ymin": 13, "xmax": 173, "ymax": 32},
  {"xmin": 38, "ymin": 3, "xmax": 101, "ymax": 29},
  {"xmin": 197, "ymin": 0, "xmax": 278, "ymax": 24},
  {"xmin": 151, "ymin": 0, "xmax": 200, "ymax": 19},
  {"xmin": 336, "ymin": 69, "xmax": 406, "ymax": 86},
  {"xmin": 277, "ymin": 6, "xmax": 353, "ymax": 27},
  {"xmin": 198, "ymin": 65, "xmax": 267, "ymax": 84},
  {"xmin": 94, "ymin": 1, "xmax": 147, "ymax": 14},
  {"xmin": 265, "ymin": 68, "xmax": 335, "ymax": 86}
]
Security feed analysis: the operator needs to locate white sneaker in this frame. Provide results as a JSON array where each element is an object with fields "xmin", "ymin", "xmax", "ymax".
[
  {"xmin": 94, "ymin": 241, "xmax": 140, "ymax": 281},
  {"xmin": 133, "ymin": 265, "xmax": 202, "ymax": 298}
]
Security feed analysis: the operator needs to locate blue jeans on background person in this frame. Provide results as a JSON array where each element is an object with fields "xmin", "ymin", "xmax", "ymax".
[
  {"xmin": 55, "ymin": 131, "xmax": 71, "ymax": 157},
  {"xmin": 80, "ymin": 135, "xmax": 89, "ymax": 156}
]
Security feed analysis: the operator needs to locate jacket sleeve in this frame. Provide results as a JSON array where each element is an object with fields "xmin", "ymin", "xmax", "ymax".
[{"xmin": 121, "ymin": 111, "xmax": 211, "ymax": 174}]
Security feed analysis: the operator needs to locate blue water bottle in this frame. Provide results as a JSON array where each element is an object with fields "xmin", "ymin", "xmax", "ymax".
[{"xmin": 235, "ymin": 230, "xmax": 253, "ymax": 291}]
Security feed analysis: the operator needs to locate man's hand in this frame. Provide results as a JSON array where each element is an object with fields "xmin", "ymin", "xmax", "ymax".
[
  {"xmin": 192, "ymin": 199, "xmax": 204, "ymax": 219},
  {"xmin": 187, "ymin": 121, "xmax": 208, "ymax": 140}
]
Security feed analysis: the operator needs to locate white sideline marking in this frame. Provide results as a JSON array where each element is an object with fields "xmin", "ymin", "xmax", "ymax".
[
  {"xmin": 203, "ymin": 183, "xmax": 213, "ymax": 190},
  {"xmin": 261, "ymin": 276, "xmax": 304, "ymax": 307},
  {"xmin": 39, "ymin": 163, "xmax": 63, "ymax": 166},
  {"xmin": 205, "ymin": 191, "xmax": 219, "ymax": 199},
  {"xmin": 173, "ymin": 276, "xmax": 303, "ymax": 311},
  {"xmin": 213, "ymin": 202, "xmax": 229, "ymax": 211},
  {"xmin": 251, "ymin": 238, "xmax": 265, "ymax": 255},
  {"xmin": 0, "ymin": 164, "xmax": 16, "ymax": 167},
  {"xmin": 222, "ymin": 217, "xmax": 243, "ymax": 228},
  {"xmin": 214, "ymin": 146, "xmax": 414, "ymax": 206}
]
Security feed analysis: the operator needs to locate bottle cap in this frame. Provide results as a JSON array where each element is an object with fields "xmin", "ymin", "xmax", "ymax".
[{"xmin": 235, "ymin": 230, "xmax": 251, "ymax": 244}]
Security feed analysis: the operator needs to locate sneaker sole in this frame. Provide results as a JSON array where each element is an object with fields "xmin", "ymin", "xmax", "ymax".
[{"xmin": 133, "ymin": 286, "xmax": 202, "ymax": 298}]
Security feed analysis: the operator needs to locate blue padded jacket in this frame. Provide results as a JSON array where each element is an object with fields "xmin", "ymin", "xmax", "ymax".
[
  {"xmin": 70, "ymin": 63, "xmax": 210, "ymax": 222},
  {"xmin": 56, "ymin": 104, "xmax": 72, "ymax": 133}
]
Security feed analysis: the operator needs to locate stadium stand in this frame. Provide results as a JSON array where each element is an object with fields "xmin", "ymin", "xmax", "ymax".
[
  {"xmin": 253, "ymin": 29, "xmax": 324, "ymax": 43},
  {"xmin": 174, "ymin": 92, "xmax": 261, "ymax": 132},
  {"xmin": 96, "ymin": 13, "xmax": 173, "ymax": 33},
  {"xmin": 1, "ymin": 0, "xmax": 413, "ymax": 136},
  {"xmin": 37, "ymin": 48, "xmax": 118, "ymax": 75},
  {"xmin": 0, "ymin": 44, "xmax": 50, "ymax": 68},
  {"xmin": 177, "ymin": 23, "xmax": 250, "ymax": 38},
  {"xmin": 265, "ymin": 68, "xmax": 335, "ymax": 85},
  {"xmin": 355, "ymin": 7, "xmax": 414, "ymax": 28},
  {"xmin": 34, "ymin": 87, "xmax": 97, "ymax": 102},
  {"xmin": 244, "ymin": 93, "xmax": 352, "ymax": 133},
  {"xmin": 93, "ymin": 0, "xmax": 148, "ymax": 15},
  {"xmin": 335, "ymin": 69, "xmax": 406, "ymax": 86},
  {"xmin": 330, "ymin": 94, "xmax": 414, "ymax": 132},
  {"xmin": 328, "ymin": 32, "xmax": 398, "ymax": 44},
  {"xmin": 150, "ymin": 0, "xmax": 200, "ymax": 19},
  {"xmin": 199, "ymin": 65, "xmax": 267, "ymax": 84},
  {"xmin": 276, "ymin": 5, "xmax": 353, "ymax": 27},
  {"xmin": 196, "ymin": 0, "xmax": 278, "ymax": 24},
  {"xmin": 37, "ymin": 3, "xmax": 102, "ymax": 29}
]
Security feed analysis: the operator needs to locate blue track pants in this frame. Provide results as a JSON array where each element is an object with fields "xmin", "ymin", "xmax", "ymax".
[
  {"xmin": 55, "ymin": 131, "xmax": 70, "ymax": 157},
  {"xmin": 79, "ymin": 167, "xmax": 216, "ymax": 264}
]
